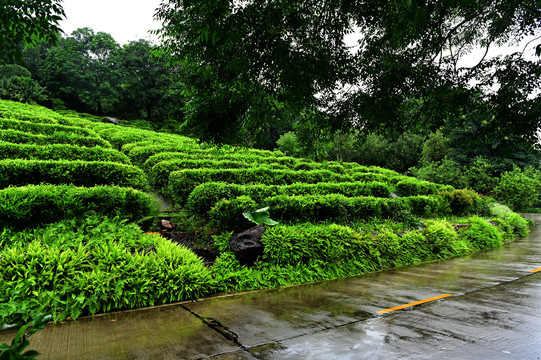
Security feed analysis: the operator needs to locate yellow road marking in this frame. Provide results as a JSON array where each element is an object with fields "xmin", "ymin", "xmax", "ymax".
[
  {"xmin": 529, "ymin": 267, "xmax": 541, "ymax": 273},
  {"xmin": 377, "ymin": 294, "xmax": 452, "ymax": 314}
]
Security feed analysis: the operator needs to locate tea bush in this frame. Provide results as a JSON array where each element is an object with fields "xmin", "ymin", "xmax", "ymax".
[
  {"xmin": 0, "ymin": 142, "xmax": 130, "ymax": 164},
  {"xmin": 0, "ymin": 118, "xmax": 96, "ymax": 138},
  {"xmin": 0, "ymin": 185, "xmax": 156, "ymax": 227},
  {"xmin": 209, "ymin": 194, "xmax": 451, "ymax": 230},
  {"xmin": 185, "ymin": 181, "xmax": 393, "ymax": 216},
  {"xmin": 168, "ymin": 168, "xmax": 351, "ymax": 204},
  {"xmin": 0, "ymin": 160, "xmax": 148, "ymax": 190},
  {"xmin": 150, "ymin": 159, "xmax": 287, "ymax": 190},
  {"xmin": 0, "ymin": 128, "xmax": 111, "ymax": 148},
  {"xmin": 396, "ymin": 178, "xmax": 454, "ymax": 196}
]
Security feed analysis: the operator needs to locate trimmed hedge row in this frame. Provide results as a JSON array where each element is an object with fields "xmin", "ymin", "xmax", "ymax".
[
  {"xmin": 0, "ymin": 128, "xmax": 112, "ymax": 148},
  {"xmin": 168, "ymin": 168, "xmax": 352, "ymax": 204},
  {"xmin": 150, "ymin": 159, "xmax": 288, "ymax": 190},
  {"xmin": 0, "ymin": 185, "xmax": 156, "ymax": 227},
  {"xmin": 185, "ymin": 181, "xmax": 393, "ymax": 216},
  {"xmin": 0, "ymin": 142, "xmax": 131, "ymax": 164},
  {"xmin": 143, "ymin": 150, "xmax": 298, "ymax": 172},
  {"xmin": 94, "ymin": 126, "xmax": 195, "ymax": 150},
  {"xmin": 0, "ymin": 118, "xmax": 96, "ymax": 138},
  {"xmin": 124, "ymin": 143, "xmax": 202, "ymax": 166},
  {"xmin": 396, "ymin": 178, "xmax": 455, "ymax": 196},
  {"xmin": 209, "ymin": 194, "xmax": 452, "ymax": 230},
  {"xmin": 0, "ymin": 159, "xmax": 148, "ymax": 190}
]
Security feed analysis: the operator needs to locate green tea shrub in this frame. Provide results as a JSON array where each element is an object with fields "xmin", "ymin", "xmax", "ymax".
[
  {"xmin": 460, "ymin": 216, "xmax": 503, "ymax": 249},
  {"xmin": 396, "ymin": 178, "xmax": 454, "ymax": 196},
  {"xmin": 0, "ymin": 128, "xmax": 111, "ymax": 148},
  {"xmin": 144, "ymin": 150, "xmax": 299, "ymax": 172},
  {"xmin": 0, "ymin": 160, "xmax": 148, "ymax": 190},
  {"xmin": 150, "ymin": 159, "xmax": 287, "ymax": 190},
  {"xmin": 0, "ymin": 216, "xmax": 212, "ymax": 324},
  {"xmin": 493, "ymin": 167, "xmax": 541, "ymax": 211},
  {"xmin": 0, "ymin": 118, "xmax": 96, "ymax": 137},
  {"xmin": 0, "ymin": 185, "xmax": 156, "ymax": 227},
  {"xmin": 260, "ymin": 224, "xmax": 369, "ymax": 267},
  {"xmin": 126, "ymin": 143, "xmax": 201, "ymax": 165},
  {"xmin": 209, "ymin": 194, "xmax": 451, "ymax": 230},
  {"xmin": 208, "ymin": 195, "xmax": 257, "ymax": 230},
  {"xmin": 185, "ymin": 181, "xmax": 392, "ymax": 216},
  {"xmin": 168, "ymin": 168, "xmax": 351, "ymax": 204},
  {"xmin": 0, "ymin": 142, "xmax": 130, "ymax": 164}
]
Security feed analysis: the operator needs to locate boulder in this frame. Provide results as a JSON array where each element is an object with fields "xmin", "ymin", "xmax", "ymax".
[
  {"xmin": 229, "ymin": 225, "xmax": 266, "ymax": 266},
  {"xmin": 102, "ymin": 117, "xmax": 119, "ymax": 125},
  {"xmin": 158, "ymin": 219, "xmax": 176, "ymax": 231}
]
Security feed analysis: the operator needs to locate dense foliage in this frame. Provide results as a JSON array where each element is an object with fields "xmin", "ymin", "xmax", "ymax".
[{"xmin": 0, "ymin": 94, "xmax": 533, "ymax": 326}]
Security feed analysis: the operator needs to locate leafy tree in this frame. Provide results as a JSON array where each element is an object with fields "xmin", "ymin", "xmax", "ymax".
[
  {"xmin": 119, "ymin": 39, "xmax": 183, "ymax": 124},
  {"xmin": 33, "ymin": 28, "xmax": 122, "ymax": 114},
  {"xmin": 0, "ymin": 0, "xmax": 64, "ymax": 62},
  {"xmin": 155, "ymin": 0, "xmax": 541, "ymax": 145},
  {"xmin": 0, "ymin": 64, "xmax": 45, "ymax": 103}
]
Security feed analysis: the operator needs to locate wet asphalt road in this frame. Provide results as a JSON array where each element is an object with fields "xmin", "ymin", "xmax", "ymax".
[{"xmin": 1, "ymin": 214, "xmax": 540, "ymax": 359}]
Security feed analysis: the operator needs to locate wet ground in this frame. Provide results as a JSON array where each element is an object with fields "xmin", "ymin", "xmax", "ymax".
[{"xmin": 2, "ymin": 214, "xmax": 541, "ymax": 359}]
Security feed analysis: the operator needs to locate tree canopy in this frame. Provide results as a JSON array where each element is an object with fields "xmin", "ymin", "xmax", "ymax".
[
  {"xmin": 155, "ymin": 0, "xmax": 541, "ymax": 144},
  {"xmin": 0, "ymin": 0, "xmax": 65, "ymax": 62}
]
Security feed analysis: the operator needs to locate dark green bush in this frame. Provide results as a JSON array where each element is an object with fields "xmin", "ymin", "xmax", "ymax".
[
  {"xmin": 0, "ymin": 160, "xmax": 148, "ymax": 190},
  {"xmin": 0, "ymin": 128, "xmax": 111, "ymax": 148},
  {"xmin": 0, "ymin": 185, "xmax": 156, "ymax": 227},
  {"xmin": 437, "ymin": 189, "xmax": 488, "ymax": 216},
  {"xmin": 0, "ymin": 142, "xmax": 130, "ymax": 163}
]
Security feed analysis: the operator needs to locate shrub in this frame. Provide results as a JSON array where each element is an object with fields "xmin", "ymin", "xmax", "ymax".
[
  {"xmin": 149, "ymin": 159, "xmax": 286, "ymax": 190},
  {"xmin": 144, "ymin": 149, "xmax": 299, "ymax": 172},
  {"xmin": 422, "ymin": 219, "xmax": 465, "ymax": 258},
  {"xmin": 0, "ymin": 185, "xmax": 156, "ymax": 227},
  {"xmin": 396, "ymin": 178, "xmax": 454, "ymax": 196},
  {"xmin": 437, "ymin": 189, "xmax": 488, "ymax": 216},
  {"xmin": 493, "ymin": 167, "xmax": 541, "ymax": 211},
  {"xmin": 460, "ymin": 216, "xmax": 503, "ymax": 249},
  {"xmin": 0, "ymin": 160, "xmax": 148, "ymax": 190},
  {"xmin": 185, "ymin": 181, "xmax": 392, "ymax": 216},
  {"xmin": 0, "ymin": 128, "xmax": 111, "ymax": 148},
  {"xmin": 168, "ymin": 168, "xmax": 351, "ymax": 204},
  {"xmin": 276, "ymin": 131, "xmax": 303, "ymax": 157},
  {"xmin": 410, "ymin": 157, "xmax": 466, "ymax": 189},
  {"xmin": 0, "ymin": 216, "xmax": 212, "ymax": 324},
  {"xmin": 0, "ymin": 143, "xmax": 130, "ymax": 164},
  {"xmin": 209, "ymin": 194, "xmax": 450, "ymax": 230},
  {"xmin": 0, "ymin": 118, "xmax": 96, "ymax": 137}
]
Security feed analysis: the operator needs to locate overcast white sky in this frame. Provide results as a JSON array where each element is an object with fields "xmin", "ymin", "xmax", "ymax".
[
  {"xmin": 59, "ymin": 0, "xmax": 539, "ymax": 63},
  {"xmin": 59, "ymin": 0, "xmax": 163, "ymax": 44}
]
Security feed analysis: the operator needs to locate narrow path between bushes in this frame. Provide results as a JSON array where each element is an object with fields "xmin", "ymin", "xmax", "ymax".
[{"xmin": 1, "ymin": 214, "xmax": 540, "ymax": 359}]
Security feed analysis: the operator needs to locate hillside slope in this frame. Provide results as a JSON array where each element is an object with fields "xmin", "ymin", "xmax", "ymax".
[{"xmin": 0, "ymin": 100, "xmax": 531, "ymax": 324}]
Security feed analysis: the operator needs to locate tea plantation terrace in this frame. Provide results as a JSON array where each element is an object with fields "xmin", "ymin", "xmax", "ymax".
[{"xmin": 0, "ymin": 99, "xmax": 530, "ymax": 325}]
